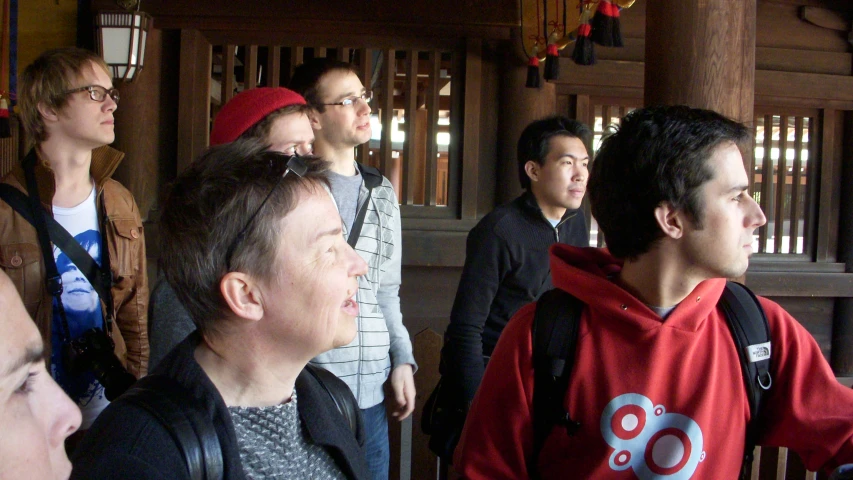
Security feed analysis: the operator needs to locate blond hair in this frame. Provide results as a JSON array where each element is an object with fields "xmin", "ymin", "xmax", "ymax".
[{"xmin": 19, "ymin": 47, "xmax": 110, "ymax": 143}]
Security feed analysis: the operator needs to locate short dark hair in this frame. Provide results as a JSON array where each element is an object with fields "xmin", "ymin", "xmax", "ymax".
[
  {"xmin": 159, "ymin": 140, "xmax": 329, "ymax": 336},
  {"xmin": 517, "ymin": 116, "xmax": 593, "ymax": 190},
  {"xmin": 289, "ymin": 58, "xmax": 359, "ymax": 113},
  {"xmin": 589, "ymin": 105, "xmax": 750, "ymax": 259}
]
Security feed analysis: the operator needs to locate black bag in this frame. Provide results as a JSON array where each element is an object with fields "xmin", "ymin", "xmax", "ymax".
[{"xmin": 422, "ymin": 376, "xmax": 468, "ymax": 461}]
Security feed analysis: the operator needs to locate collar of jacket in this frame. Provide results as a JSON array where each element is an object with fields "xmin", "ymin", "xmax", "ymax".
[
  {"xmin": 10, "ymin": 146, "xmax": 125, "ymax": 207},
  {"xmin": 519, "ymin": 189, "xmax": 579, "ymax": 228}
]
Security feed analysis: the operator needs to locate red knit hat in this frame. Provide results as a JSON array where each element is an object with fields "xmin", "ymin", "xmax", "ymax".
[{"xmin": 209, "ymin": 87, "xmax": 308, "ymax": 145}]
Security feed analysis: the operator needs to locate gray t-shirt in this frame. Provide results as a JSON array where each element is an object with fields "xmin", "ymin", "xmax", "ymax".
[
  {"xmin": 327, "ymin": 169, "xmax": 363, "ymax": 234},
  {"xmin": 228, "ymin": 392, "xmax": 346, "ymax": 479}
]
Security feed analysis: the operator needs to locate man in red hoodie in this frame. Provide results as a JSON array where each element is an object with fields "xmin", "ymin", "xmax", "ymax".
[{"xmin": 454, "ymin": 105, "xmax": 853, "ymax": 479}]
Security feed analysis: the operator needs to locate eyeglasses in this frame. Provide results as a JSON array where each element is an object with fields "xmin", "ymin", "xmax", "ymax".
[
  {"xmin": 63, "ymin": 85, "xmax": 120, "ymax": 105},
  {"xmin": 224, "ymin": 154, "xmax": 309, "ymax": 271},
  {"xmin": 321, "ymin": 90, "xmax": 373, "ymax": 108}
]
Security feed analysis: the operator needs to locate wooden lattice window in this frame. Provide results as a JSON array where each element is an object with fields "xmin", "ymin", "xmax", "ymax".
[
  {"xmin": 588, "ymin": 101, "xmax": 638, "ymax": 247},
  {"xmin": 751, "ymin": 110, "xmax": 818, "ymax": 257}
]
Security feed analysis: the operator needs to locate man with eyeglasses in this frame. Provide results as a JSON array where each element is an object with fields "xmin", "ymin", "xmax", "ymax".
[
  {"xmin": 0, "ymin": 47, "xmax": 148, "ymax": 443},
  {"xmin": 291, "ymin": 59, "xmax": 416, "ymax": 480}
]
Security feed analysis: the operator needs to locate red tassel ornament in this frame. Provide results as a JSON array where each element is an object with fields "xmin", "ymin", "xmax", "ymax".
[
  {"xmin": 0, "ymin": 98, "xmax": 10, "ymax": 139},
  {"xmin": 544, "ymin": 43, "xmax": 560, "ymax": 81},
  {"xmin": 572, "ymin": 22, "xmax": 596, "ymax": 66},
  {"xmin": 591, "ymin": 0, "xmax": 623, "ymax": 47},
  {"xmin": 526, "ymin": 55, "xmax": 542, "ymax": 88}
]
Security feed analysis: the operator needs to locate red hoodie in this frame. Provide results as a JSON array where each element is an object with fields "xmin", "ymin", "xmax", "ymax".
[{"xmin": 454, "ymin": 244, "xmax": 853, "ymax": 479}]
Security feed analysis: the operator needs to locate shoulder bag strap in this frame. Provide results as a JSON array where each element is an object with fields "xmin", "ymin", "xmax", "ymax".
[
  {"xmin": 12, "ymin": 151, "xmax": 115, "ymax": 331},
  {"xmin": 347, "ymin": 188, "xmax": 372, "ymax": 249},
  {"xmin": 118, "ymin": 374, "xmax": 224, "ymax": 480},
  {"xmin": 530, "ymin": 288, "xmax": 584, "ymax": 479},
  {"xmin": 348, "ymin": 163, "xmax": 382, "ymax": 249},
  {"xmin": 305, "ymin": 363, "xmax": 360, "ymax": 436},
  {"xmin": 719, "ymin": 280, "xmax": 772, "ymax": 480}
]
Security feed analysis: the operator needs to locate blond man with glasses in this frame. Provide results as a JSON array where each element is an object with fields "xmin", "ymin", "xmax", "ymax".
[{"xmin": 0, "ymin": 47, "xmax": 148, "ymax": 446}]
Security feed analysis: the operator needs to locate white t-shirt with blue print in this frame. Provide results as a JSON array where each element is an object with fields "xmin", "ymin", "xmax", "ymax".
[{"xmin": 50, "ymin": 185, "xmax": 109, "ymax": 429}]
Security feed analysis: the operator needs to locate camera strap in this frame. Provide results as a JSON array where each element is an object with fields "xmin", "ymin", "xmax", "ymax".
[{"xmin": 6, "ymin": 149, "xmax": 115, "ymax": 337}]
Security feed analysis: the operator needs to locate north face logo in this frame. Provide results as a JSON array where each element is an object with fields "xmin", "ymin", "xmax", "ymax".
[{"xmin": 747, "ymin": 342, "xmax": 771, "ymax": 363}]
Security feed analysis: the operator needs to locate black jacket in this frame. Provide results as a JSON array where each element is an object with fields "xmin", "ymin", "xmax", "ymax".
[
  {"xmin": 441, "ymin": 191, "xmax": 589, "ymax": 401},
  {"xmin": 71, "ymin": 332, "xmax": 370, "ymax": 479}
]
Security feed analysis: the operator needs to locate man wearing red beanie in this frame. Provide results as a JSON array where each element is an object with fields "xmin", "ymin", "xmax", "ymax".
[
  {"xmin": 208, "ymin": 86, "xmax": 314, "ymax": 154},
  {"xmin": 290, "ymin": 59, "xmax": 416, "ymax": 480},
  {"xmin": 147, "ymin": 87, "xmax": 316, "ymax": 369}
]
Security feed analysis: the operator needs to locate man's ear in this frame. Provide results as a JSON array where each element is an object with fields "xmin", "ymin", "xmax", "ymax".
[
  {"xmin": 37, "ymin": 102, "xmax": 59, "ymax": 123},
  {"xmin": 307, "ymin": 108, "xmax": 322, "ymax": 130},
  {"xmin": 524, "ymin": 160, "xmax": 540, "ymax": 183},
  {"xmin": 220, "ymin": 272, "xmax": 264, "ymax": 323},
  {"xmin": 654, "ymin": 202, "xmax": 685, "ymax": 240}
]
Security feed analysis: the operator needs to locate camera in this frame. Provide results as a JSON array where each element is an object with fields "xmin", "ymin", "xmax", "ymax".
[{"xmin": 63, "ymin": 328, "xmax": 137, "ymax": 401}]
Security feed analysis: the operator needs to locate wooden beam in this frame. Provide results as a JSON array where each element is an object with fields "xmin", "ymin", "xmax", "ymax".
[
  {"xmin": 268, "ymin": 46, "xmax": 281, "ymax": 87},
  {"xmin": 153, "ymin": 18, "xmax": 510, "ymax": 45},
  {"xmin": 757, "ymin": 71, "xmax": 853, "ymax": 103},
  {"xmin": 831, "ymin": 110, "xmax": 853, "ymax": 375},
  {"xmin": 555, "ymin": 59, "xmax": 644, "ymax": 89},
  {"xmin": 356, "ymin": 48, "xmax": 372, "ymax": 167},
  {"xmin": 816, "ymin": 109, "xmax": 841, "ymax": 262},
  {"xmin": 745, "ymin": 272, "xmax": 853, "ymax": 297},
  {"xmin": 555, "ymin": 63, "xmax": 853, "ymax": 104},
  {"xmin": 136, "ymin": 0, "xmax": 520, "ymax": 28},
  {"xmin": 403, "ymin": 50, "xmax": 419, "ymax": 205},
  {"xmin": 411, "ymin": 329, "xmax": 443, "ymax": 480},
  {"xmin": 461, "ymin": 38, "xmax": 482, "ymax": 219},
  {"xmin": 379, "ymin": 49, "xmax": 396, "ymax": 179},
  {"xmin": 245, "ymin": 45, "xmax": 258, "ymax": 90},
  {"xmin": 446, "ymin": 43, "xmax": 465, "ymax": 212},
  {"xmin": 177, "ymin": 29, "xmax": 211, "ymax": 174},
  {"xmin": 799, "ymin": 6, "xmax": 850, "ymax": 31},
  {"xmin": 424, "ymin": 51, "xmax": 440, "ymax": 207},
  {"xmin": 401, "ymin": 230, "xmax": 467, "ymax": 266},
  {"xmin": 222, "ymin": 44, "xmax": 235, "ymax": 104}
]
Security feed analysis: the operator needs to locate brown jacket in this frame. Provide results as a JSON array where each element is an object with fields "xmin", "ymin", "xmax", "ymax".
[{"xmin": 0, "ymin": 146, "xmax": 149, "ymax": 378}]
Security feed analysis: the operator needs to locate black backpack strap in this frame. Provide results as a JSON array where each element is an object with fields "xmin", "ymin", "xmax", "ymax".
[
  {"xmin": 530, "ymin": 288, "xmax": 584, "ymax": 479},
  {"xmin": 719, "ymin": 281, "xmax": 772, "ymax": 480},
  {"xmin": 348, "ymin": 163, "xmax": 383, "ymax": 248},
  {"xmin": 118, "ymin": 375, "xmax": 224, "ymax": 480},
  {"xmin": 305, "ymin": 364, "xmax": 360, "ymax": 436}
]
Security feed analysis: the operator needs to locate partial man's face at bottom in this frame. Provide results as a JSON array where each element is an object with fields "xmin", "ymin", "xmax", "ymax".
[{"xmin": 0, "ymin": 272, "xmax": 81, "ymax": 480}]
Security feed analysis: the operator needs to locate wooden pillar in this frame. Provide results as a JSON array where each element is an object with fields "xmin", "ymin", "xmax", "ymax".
[
  {"xmin": 177, "ymin": 29, "xmax": 212, "ymax": 174},
  {"xmin": 497, "ymin": 30, "xmax": 557, "ymax": 205},
  {"xmin": 832, "ymin": 112, "xmax": 853, "ymax": 376},
  {"xmin": 111, "ymin": 28, "xmax": 162, "ymax": 222},
  {"xmin": 644, "ymin": 0, "xmax": 756, "ymax": 126}
]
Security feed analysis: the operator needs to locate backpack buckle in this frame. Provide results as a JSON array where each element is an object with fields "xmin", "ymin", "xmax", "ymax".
[{"xmin": 757, "ymin": 372, "xmax": 772, "ymax": 390}]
